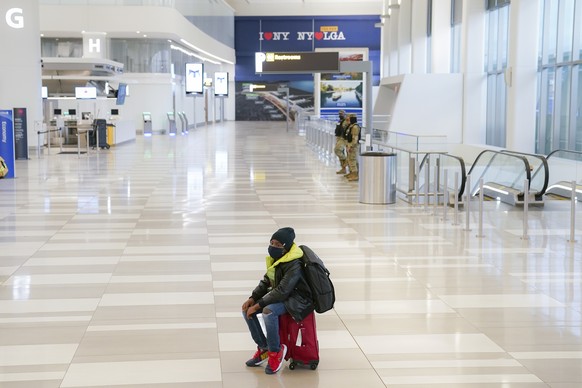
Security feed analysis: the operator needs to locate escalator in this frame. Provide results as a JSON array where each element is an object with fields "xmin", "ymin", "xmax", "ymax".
[
  {"xmin": 545, "ymin": 149, "xmax": 582, "ymax": 201},
  {"xmin": 466, "ymin": 150, "xmax": 547, "ymax": 206}
]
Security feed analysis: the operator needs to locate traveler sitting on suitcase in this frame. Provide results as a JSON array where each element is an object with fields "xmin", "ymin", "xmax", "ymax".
[{"xmin": 242, "ymin": 227, "xmax": 314, "ymax": 374}]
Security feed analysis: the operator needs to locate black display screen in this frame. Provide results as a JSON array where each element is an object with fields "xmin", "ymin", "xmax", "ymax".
[{"xmin": 255, "ymin": 52, "xmax": 339, "ymax": 74}]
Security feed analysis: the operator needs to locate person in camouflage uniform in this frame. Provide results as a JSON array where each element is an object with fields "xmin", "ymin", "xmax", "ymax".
[
  {"xmin": 344, "ymin": 114, "xmax": 360, "ymax": 182},
  {"xmin": 333, "ymin": 110, "xmax": 350, "ymax": 174}
]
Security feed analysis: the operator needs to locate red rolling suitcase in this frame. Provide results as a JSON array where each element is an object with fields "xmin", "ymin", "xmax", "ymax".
[{"xmin": 279, "ymin": 312, "xmax": 319, "ymax": 370}]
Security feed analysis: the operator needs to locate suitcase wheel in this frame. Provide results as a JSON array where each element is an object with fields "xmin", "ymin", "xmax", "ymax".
[
  {"xmin": 289, "ymin": 361, "xmax": 296, "ymax": 370},
  {"xmin": 310, "ymin": 362, "xmax": 318, "ymax": 370}
]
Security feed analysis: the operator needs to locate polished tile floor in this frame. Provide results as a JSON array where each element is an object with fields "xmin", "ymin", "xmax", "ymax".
[{"xmin": 0, "ymin": 121, "xmax": 581, "ymax": 388}]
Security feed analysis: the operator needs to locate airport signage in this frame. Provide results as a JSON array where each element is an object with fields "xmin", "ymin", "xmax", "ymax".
[
  {"xmin": 5, "ymin": 8, "xmax": 23, "ymax": 29},
  {"xmin": 13, "ymin": 107, "xmax": 28, "ymax": 160},
  {"xmin": 0, "ymin": 110, "xmax": 15, "ymax": 178},
  {"xmin": 255, "ymin": 51, "xmax": 339, "ymax": 74}
]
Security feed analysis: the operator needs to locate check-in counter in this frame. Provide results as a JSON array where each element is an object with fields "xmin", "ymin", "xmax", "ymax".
[{"xmin": 111, "ymin": 119, "xmax": 136, "ymax": 145}]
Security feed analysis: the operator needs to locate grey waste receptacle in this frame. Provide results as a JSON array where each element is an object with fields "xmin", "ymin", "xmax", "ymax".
[{"xmin": 359, "ymin": 152, "xmax": 397, "ymax": 204}]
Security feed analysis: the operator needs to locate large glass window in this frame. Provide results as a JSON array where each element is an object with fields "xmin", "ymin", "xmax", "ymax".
[
  {"xmin": 537, "ymin": 0, "xmax": 582, "ymax": 154},
  {"xmin": 485, "ymin": 1, "xmax": 510, "ymax": 147},
  {"xmin": 450, "ymin": 0, "xmax": 462, "ymax": 73},
  {"xmin": 41, "ymin": 38, "xmax": 83, "ymax": 57},
  {"xmin": 110, "ymin": 39, "xmax": 171, "ymax": 73}
]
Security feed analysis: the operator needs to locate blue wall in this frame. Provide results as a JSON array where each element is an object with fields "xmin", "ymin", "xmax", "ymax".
[{"xmin": 235, "ymin": 15, "xmax": 381, "ymax": 85}]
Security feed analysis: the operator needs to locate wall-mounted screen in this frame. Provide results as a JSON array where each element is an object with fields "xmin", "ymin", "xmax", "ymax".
[
  {"xmin": 42, "ymin": 86, "xmax": 48, "ymax": 99},
  {"xmin": 116, "ymin": 83, "xmax": 127, "ymax": 105},
  {"xmin": 53, "ymin": 109, "xmax": 62, "ymax": 115},
  {"xmin": 214, "ymin": 72, "xmax": 228, "ymax": 96},
  {"xmin": 75, "ymin": 87, "xmax": 97, "ymax": 99},
  {"xmin": 185, "ymin": 63, "xmax": 204, "ymax": 94},
  {"xmin": 68, "ymin": 109, "xmax": 76, "ymax": 116},
  {"xmin": 111, "ymin": 109, "xmax": 119, "ymax": 115}
]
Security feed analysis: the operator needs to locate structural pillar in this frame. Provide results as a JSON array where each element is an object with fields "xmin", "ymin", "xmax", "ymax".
[{"xmin": 0, "ymin": 0, "xmax": 42, "ymax": 149}]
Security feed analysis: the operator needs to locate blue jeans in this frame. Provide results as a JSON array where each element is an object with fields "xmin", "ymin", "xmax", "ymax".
[{"xmin": 243, "ymin": 302, "xmax": 287, "ymax": 353}]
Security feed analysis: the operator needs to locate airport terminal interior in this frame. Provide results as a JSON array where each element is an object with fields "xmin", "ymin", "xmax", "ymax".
[
  {"xmin": 1, "ymin": 0, "xmax": 582, "ymax": 387},
  {"xmin": 0, "ymin": 122, "xmax": 580, "ymax": 387}
]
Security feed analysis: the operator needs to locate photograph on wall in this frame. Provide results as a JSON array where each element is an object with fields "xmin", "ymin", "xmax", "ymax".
[
  {"xmin": 320, "ymin": 80, "xmax": 362, "ymax": 108},
  {"xmin": 318, "ymin": 49, "xmax": 366, "ymax": 121},
  {"xmin": 235, "ymin": 81, "xmax": 314, "ymax": 121}
]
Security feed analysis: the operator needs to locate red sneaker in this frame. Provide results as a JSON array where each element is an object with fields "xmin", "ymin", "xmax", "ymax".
[
  {"xmin": 265, "ymin": 344, "xmax": 287, "ymax": 374},
  {"xmin": 245, "ymin": 347, "xmax": 268, "ymax": 367}
]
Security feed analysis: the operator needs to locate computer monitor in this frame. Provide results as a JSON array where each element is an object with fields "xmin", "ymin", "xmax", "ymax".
[
  {"xmin": 68, "ymin": 109, "xmax": 76, "ymax": 116},
  {"xmin": 75, "ymin": 87, "xmax": 97, "ymax": 99},
  {"xmin": 116, "ymin": 84, "xmax": 127, "ymax": 105},
  {"xmin": 111, "ymin": 109, "xmax": 119, "ymax": 115},
  {"xmin": 53, "ymin": 109, "xmax": 62, "ymax": 115}
]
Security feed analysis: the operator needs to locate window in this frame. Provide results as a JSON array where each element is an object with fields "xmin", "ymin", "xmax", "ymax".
[
  {"xmin": 537, "ymin": 0, "xmax": 582, "ymax": 153},
  {"xmin": 450, "ymin": 0, "xmax": 462, "ymax": 73},
  {"xmin": 485, "ymin": 1, "xmax": 510, "ymax": 147}
]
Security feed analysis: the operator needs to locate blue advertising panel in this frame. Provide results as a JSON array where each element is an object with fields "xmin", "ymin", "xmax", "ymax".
[
  {"xmin": 0, "ymin": 110, "xmax": 15, "ymax": 178},
  {"xmin": 234, "ymin": 15, "xmax": 380, "ymax": 121},
  {"xmin": 235, "ymin": 15, "xmax": 381, "ymax": 83}
]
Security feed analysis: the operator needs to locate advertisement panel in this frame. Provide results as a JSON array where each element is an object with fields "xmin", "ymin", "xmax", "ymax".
[
  {"xmin": 185, "ymin": 63, "xmax": 204, "ymax": 94},
  {"xmin": 13, "ymin": 107, "xmax": 28, "ymax": 160},
  {"xmin": 317, "ymin": 49, "xmax": 366, "ymax": 121},
  {"xmin": 214, "ymin": 72, "xmax": 229, "ymax": 96},
  {"xmin": 0, "ymin": 109, "xmax": 15, "ymax": 178}
]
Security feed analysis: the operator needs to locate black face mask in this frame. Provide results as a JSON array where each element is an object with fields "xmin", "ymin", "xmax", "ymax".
[
  {"xmin": 268, "ymin": 246, "xmax": 285, "ymax": 259},
  {"xmin": 339, "ymin": 115, "xmax": 345, "ymax": 120},
  {"xmin": 350, "ymin": 117, "xmax": 357, "ymax": 124}
]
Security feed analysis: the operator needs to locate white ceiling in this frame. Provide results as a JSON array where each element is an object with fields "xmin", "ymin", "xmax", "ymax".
[{"xmin": 222, "ymin": 0, "xmax": 383, "ymax": 16}]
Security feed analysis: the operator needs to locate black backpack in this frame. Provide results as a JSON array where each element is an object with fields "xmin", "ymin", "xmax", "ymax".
[{"xmin": 299, "ymin": 245, "xmax": 335, "ymax": 313}]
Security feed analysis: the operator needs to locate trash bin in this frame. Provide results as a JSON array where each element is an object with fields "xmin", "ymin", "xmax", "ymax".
[{"xmin": 359, "ymin": 151, "xmax": 397, "ymax": 204}]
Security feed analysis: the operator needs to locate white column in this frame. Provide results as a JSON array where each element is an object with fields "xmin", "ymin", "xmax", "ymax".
[
  {"xmin": 398, "ymin": 0, "xmax": 412, "ymax": 74},
  {"xmin": 389, "ymin": 4, "xmax": 400, "ymax": 76},
  {"xmin": 505, "ymin": 0, "xmax": 541, "ymax": 152},
  {"xmin": 461, "ymin": 0, "xmax": 487, "ymax": 145},
  {"xmin": 0, "ymin": 0, "xmax": 42, "ymax": 149},
  {"xmin": 431, "ymin": 0, "xmax": 452, "ymax": 73},
  {"xmin": 411, "ymin": 0, "xmax": 428, "ymax": 74},
  {"xmin": 380, "ymin": 0, "xmax": 391, "ymax": 78}
]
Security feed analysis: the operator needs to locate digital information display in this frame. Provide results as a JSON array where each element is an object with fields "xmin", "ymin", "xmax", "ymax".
[
  {"xmin": 185, "ymin": 63, "xmax": 204, "ymax": 94},
  {"xmin": 214, "ymin": 72, "xmax": 228, "ymax": 96},
  {"xmin": 255, "ymin": 52, "xmax": 339, "ymax": 74},
  {"xmin": 75, "ymin": 87, "xmax": 97, "ymax": 99}
]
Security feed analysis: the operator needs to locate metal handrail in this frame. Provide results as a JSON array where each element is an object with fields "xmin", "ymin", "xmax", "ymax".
[
  {"xmin": 500, "ymin": 150, "xmax": 549, "ymax": 196},
  {"xmin": 419, "ymin": 153, "xmax": 467, "ymax": 201},
  {"xmin": 547, "ymin": 149, "xmax": 582, "ymax": 160},
  {"xmin": 467, "ymin": 150, "xmax": 533, "ymax": 198}
]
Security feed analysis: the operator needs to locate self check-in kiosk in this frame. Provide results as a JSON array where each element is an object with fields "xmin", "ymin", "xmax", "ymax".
[
  {"xmin": 142, "ymin": 112, "xmax": 152, "ymax": 136},
  {"xmin": 167, "ymin": 112, "xmax": 177, "ymax": 136},
  {"xmin": 178, "ymin": 112, "xmax": 189, "ymax": 135}
]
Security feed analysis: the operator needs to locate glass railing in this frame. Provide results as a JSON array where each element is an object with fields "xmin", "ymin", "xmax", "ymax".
[
  {"xmin": 500, "ymin": 150, "xmax": 549, "ymax": 198},
  {"xmin": 418, "ymin": 153, "xmax": 467, "ymax": 203},
  {"xmin": 467, "ymin": 150, "xmax": 533, "ymax": 201},
  {"xmin": 545, "ymin": 149, "xmax": 582, "ymax": 200},
  {"xmin": 547, "ymin": 149, "xmax": 582, "ymax": 184}
]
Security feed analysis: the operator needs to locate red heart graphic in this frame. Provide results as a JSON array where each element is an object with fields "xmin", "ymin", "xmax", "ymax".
[
  {"xmin": 264, "ymin": 32, "xmax": 273, "ymax": 40},
  {"xmin": 314, "ymin": 32, "xmax": 324, "ymax": 40}
]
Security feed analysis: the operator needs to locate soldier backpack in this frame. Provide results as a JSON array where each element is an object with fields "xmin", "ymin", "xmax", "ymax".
[{"xmin": 298, "ymin": 245, "xmax": 335, "ymax": 314}]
